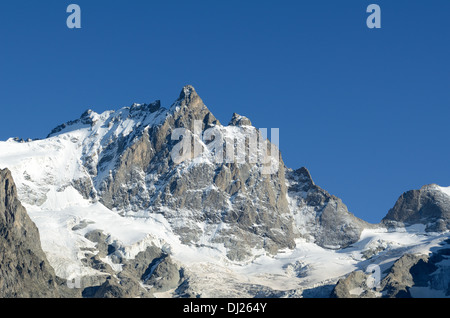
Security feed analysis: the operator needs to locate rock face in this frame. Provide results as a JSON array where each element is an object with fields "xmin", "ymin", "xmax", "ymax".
[
  {"xmin": 331, "ymin": 270, "xmax": 377, "ymax": 298},
  {"xmin": 0, "ymin": 169, "xmax": 77, "ymax": 297},
  {"xmin": 79, "ymin": 231, "xmax": 183, "ymax": 298},
  {"xmin": 382, "ymin": 184, "xmax": 450, "ymax": 232},
  {"xmin": 286, "ymin": 167, "xmax": 370, "ymax": 249},
  {"xmin": 228, "ymin": 113, "xmax": 252, "ymax": 126},
  {"xmin": 331, "ymin": 184, "xmax": 450, "ymax": 299}
]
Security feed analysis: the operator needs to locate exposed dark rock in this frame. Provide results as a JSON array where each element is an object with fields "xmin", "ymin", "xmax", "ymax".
[
  {"xmin": 287, "ymin": 167, "xmax": 370, "ymax": 249},
  {"xmin": 0, "ymin": 168, "xmax": 78, "ymax": 297},
  {"xmin": 91, "ymin": 274, "xmax": 150, "ymax": 298},
  {"xmin": 331, "ymin": 270, "xmax": 377, "ymax": 298},
  {"xmin": 228, "ymin": 113, "xmax": 252, "ymax": 126},
  {"xmin": 332, "ymin": 240, "xmax": 450, "ymax": 298},
  {"xmin": 143, "ymin": 256, "xmax": 181, "ymax": 293},
  {"xmin": 382, "ymin": 184, "xmax": 450, "ymax": 232},
  {"xmin": 79, "ymin": 236, "xmax": 185, "ymax": 298}
]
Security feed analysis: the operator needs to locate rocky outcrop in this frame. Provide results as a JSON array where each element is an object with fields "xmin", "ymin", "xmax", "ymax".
[
  {"xmin": 331, "ymin": 270, "xmax": 377, "ymax": 298},
  {"xmin": 287, "ymin": 167, "xmax": 370, "ymax": 249},
  {"xmin": 96, "ymin": 85, "xmax": 220, "ymax": 211},
  {"xmin": 382, "ymin": 184, "xmax": 450, "ymax": 232},
  {"xmin": 228, "ymin": 113, "xmax": 252, "ymax": 126},
  {"xmin": 0, "ymin": 169, "xmax": 78, "ymax": 297},
  {"xmin": 86, "ymin": 250, "xmax": 182, "ymax": 298},
  {"xmin": 332, "ymin": 239, "xmax": 450, "ymax": 298},
  {"xmin": 331, "ymin": 183, "xmax": 450, "ymax": 298},
  {"xmin": 80, "ymin": 231, "xmax": 183, "ymax": 298}
]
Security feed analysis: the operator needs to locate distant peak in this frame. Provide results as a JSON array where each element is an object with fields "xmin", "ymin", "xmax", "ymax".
[
  {"xmin": 80, "ymin": 109, "xmax": 96, "ymax": 124},
  {"xmin": 172, "ymin": 85, "xmax": 203, "ymax": 110},
  {"xmin": 181, "ymin": 85, "xmax": 196, "ymax": 97},
  {"xmin": 129, "ymin": 100, "xmax": 161, "ymax": 114},
  {"xmin": 420, "ymin": 183, "xmax": 440, "ymax": 191},
  {"xmin": 0, "ymin": 168, "xmax": 13, "ymax": 183},
  {"xmin": 228, "ymin": 113, "xmax": 252, "ymax": 127},
  {"xmin": 47, "ymin": 109, "xmax": 98, "ymax": 138},
  {"xmin": 293, "ymin": 167, "xmax": 315, "ymax": 186}
]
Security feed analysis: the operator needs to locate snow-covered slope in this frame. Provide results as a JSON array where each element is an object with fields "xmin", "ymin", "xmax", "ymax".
[
  {"xmin": 0, "ymin": 86, "xmax": 449, "ymax": 298},
  {"xmin": 437, "ymin": 185, "xmax": 450, "ymax": 198}
]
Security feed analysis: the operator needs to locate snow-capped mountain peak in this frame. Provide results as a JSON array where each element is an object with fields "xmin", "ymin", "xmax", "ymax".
[{"xmin": 0, "ymin": 85, "xmax": 449, "ymax": 298}]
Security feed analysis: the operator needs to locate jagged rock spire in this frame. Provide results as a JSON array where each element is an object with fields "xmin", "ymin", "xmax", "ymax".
[
  {"xmin": 173, "ymin": 85, "xmax": 204, "ymax": 110},
  {"xmin": 228, "ymin": 113, "xmax": 252, "ymax": 127}
]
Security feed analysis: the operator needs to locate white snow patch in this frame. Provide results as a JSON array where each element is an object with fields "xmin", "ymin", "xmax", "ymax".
[{"xmin": 438, "ymin": 186, "xmax": 450, "ymax": 198}]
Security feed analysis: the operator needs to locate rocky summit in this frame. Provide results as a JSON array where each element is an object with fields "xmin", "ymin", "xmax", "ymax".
[
  {"xmin": 0, "ymin": 85, "xmax": 449, "ymax": 298},
  {"xmin": 382, "ymin": 184, "xmax": 450, "ymax": 232}
]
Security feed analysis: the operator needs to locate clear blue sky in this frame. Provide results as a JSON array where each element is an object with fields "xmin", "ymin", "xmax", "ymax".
[{"xmin": 1, "ymin": 1, "xmax": 449, "ymax": 223}]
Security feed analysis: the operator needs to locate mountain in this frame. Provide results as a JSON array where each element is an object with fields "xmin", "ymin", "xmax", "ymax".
[
  {"xmin": 332, "ymin": 184, "xmax": 450, "ymax": 298},
  {"xmin": 382, "ymin": 184, "xmax": 450, "ymax": 232},
  {"xmin": 0, "ymin": 85, "xmax": 449, "ymax": 298},
  {"xmin": 18, "ymin": 85, "xmax": 366, "ymax": 260}
]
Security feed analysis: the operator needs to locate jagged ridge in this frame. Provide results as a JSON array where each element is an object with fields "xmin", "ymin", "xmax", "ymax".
[{"xmin": 0, "ymin": 85, "xmax": 449, "ymax": 298}]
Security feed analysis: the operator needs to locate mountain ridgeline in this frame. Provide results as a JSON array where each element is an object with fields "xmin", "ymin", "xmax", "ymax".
[
  {"xmin": 45, "ymin": 85, "xmax": 370, "ymax": 260},
  {"xmin": 0, "ymin": 85, "xmax": 449, "ymax": 298}
]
